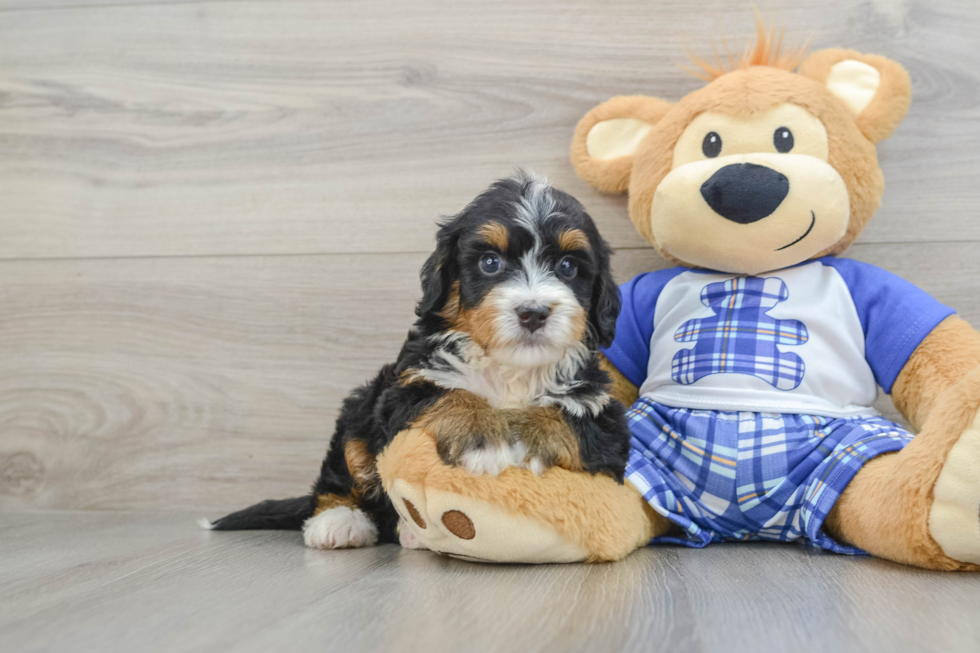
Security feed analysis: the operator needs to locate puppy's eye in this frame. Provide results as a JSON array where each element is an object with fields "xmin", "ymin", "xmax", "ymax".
[
  {"xmin": 702, "ymin": 132, "xmax": 722, "ymax": 158},
  {"xmin": 774, "ymin": 127, "xmax": 794, "ymax": 153},
  {"xmin": 479, "ymin": 252, "xmax": 502, "ymax": 275},
  {"xmin": 556, "ymin": 256, "xmax": 578, "ymax": 280}
]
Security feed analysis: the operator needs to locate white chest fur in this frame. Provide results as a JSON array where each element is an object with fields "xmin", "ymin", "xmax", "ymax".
[
  {"xmin": 413, "ymin": 336, "xmax": 603, "ymax": 417},
  {"xmin": 417, "ymin": 354, "xmax": 559, "ymax": 409}
]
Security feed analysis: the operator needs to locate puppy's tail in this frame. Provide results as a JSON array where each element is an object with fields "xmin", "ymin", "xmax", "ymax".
[{"xmin": 200, "ymin": 496, "xmax": 315, "ymax": 531}]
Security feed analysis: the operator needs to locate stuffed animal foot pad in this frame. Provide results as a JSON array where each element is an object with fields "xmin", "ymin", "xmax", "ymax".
[
  {"xmin": 377, "ymin": 427, "xmax": 663, "ymax": 563},
  {"xmin": 388, "ymin": 478, "xmax": 589, "ymax": 563},
  {"xmin": 930, "ymin": 406, "xmax": 980, "ymax": 564}
]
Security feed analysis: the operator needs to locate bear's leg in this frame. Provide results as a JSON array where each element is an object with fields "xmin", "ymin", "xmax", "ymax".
[
  {"xmin": 378, "ymin": 427, "xmax": 670, "ymax": 563},
  {"xmin": 825, "ymin": 368, "xmax": 980, "ymax": 571}
]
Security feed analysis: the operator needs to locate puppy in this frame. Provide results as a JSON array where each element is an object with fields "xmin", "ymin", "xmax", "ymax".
[{"xmin": 204, "ymin": 172, "xmax": 631, "ymax": 550}]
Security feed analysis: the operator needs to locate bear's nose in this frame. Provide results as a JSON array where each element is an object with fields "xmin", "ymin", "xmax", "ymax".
[{"xmin": 700, "ymin": 163, "xmax": 789, "ymax": 224}]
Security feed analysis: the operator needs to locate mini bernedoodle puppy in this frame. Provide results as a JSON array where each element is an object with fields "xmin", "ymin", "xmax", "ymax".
[{"xmin": 204, "ymin": 172, "xmax": 631, "ymax": 550}]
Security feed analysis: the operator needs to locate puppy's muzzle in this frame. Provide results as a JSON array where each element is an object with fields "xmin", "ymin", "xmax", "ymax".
[
  {"xmin": 516, "ymin": 305, "xmax": 551, "ymax": 334},
  {"xmin": 700, "ymin": 162, "xmax": 789, "ymax": 224}
]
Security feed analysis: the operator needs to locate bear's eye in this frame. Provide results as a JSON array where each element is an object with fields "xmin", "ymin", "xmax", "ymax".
[
  {"xmin": 702, "ymin": 132, "xmax": 722, "ymax": 158},
  {"xmin": 774, "ymin": 127, "xmax": 794, "ymax": 153}
]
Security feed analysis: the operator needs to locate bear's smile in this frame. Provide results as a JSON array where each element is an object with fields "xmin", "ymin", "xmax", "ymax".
[{"xmin": 776, "ymin": 211, "xmax": 817, "ymax": 251}]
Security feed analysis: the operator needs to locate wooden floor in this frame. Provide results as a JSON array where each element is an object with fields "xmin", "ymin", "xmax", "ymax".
[
  {"xmin": 2, "ymin": 1, "xmax": 980, "ymax": 650},
  {"xmin": 1, "ymin": 511, "xmax": 978, "ymax": 653}
]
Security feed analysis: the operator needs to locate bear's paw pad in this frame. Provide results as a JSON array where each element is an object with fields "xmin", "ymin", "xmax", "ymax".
[{"xmin": 929, "ymin": 406, "xmax": 980, "ymax": 565}]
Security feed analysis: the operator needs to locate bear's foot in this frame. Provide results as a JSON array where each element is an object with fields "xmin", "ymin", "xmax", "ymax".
[
  {"xmin": 377, "ymin": 427, "xmax": 666, "ymax": 564},
  {"xmin": 387, "ymin": 477, "xmax": 590, "ymax": 563},
  {"xmin": 930, "ymin": 406, "xmax": 980, "ymax": 564}
]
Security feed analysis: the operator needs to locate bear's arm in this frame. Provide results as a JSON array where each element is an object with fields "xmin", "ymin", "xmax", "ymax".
[
  {"xmin": 892, "ymin": 315, "xmax": 980, "ymax": 430},
  {"xmin": 599, "ymin": 353, "xmax": 639, "ymax": 407}
]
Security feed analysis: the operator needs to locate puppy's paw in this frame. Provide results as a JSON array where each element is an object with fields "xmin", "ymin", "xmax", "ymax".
[
  {"xmin": 303, "ymin": 507, "xmax": 378, "ymax": 549},
  {"xmin": 459, "ymin": 440, "xmax": 528, "ymax": 476},
  {"xmin": 527, "ymin": 456, "xmax": 546, "ymax": 477},
  {"xmin": 505, "ymin": 406, "xmax": 582, "ymax": 475},
  {"xmin": 424, "ymin": 392, "xmax": 516, "ymax": 470}
]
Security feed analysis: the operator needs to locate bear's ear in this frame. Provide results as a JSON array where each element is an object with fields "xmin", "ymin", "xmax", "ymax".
[
  {"xmin": 798, "ymin": 49, "xmax": 911, "ymax": 143},
  {"xmin": 570, "ymin": 95, "xmax": 673, "ymax": 193}
]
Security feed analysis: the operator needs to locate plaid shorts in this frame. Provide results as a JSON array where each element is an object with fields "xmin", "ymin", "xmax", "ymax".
[{"xmin": 626, "ymin": 398, "xmax": 913, "ymax": 554}]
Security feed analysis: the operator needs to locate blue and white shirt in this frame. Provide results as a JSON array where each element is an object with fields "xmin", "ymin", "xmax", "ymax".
[{"xmin": 602, "ymin": 257, "xmax": 954, "ymax": 418}]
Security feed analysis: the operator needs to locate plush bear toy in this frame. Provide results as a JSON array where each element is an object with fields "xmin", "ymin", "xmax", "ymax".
[{"xmin": 379, "ymin": 28, "xmax": 980, "ymax": 570}]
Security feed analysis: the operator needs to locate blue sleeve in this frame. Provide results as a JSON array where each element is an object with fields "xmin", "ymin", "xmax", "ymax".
[
  {"xmin": 600, "ymin": 267, "xmax": 686, "ymax": 388},
  {"xmin": 823, "ymin": 258, "xmax": 955, "ymax": 394}
]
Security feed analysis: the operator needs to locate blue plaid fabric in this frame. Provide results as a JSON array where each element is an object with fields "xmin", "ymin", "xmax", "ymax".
[
  {"xmin": 625, "ymin": 398, "xmax": 912, "ymax": 554},
  {"xmin": 671, "ymin": 276, "xmax": 808, "ymax": 390}
]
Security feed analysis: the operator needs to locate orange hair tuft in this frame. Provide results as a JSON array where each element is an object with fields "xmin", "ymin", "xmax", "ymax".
[{"xmin": 684, "ymin": 11, "xmax": 810, "ymax": 82}]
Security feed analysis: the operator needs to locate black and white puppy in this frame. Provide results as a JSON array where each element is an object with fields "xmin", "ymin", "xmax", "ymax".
[{"xmin": 205, "ymin": 172, "xmax": 630, "ymax": 550}]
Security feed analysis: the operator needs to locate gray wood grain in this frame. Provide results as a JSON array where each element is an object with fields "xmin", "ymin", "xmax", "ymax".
[
  {"xmin": 0, "ymin": 0, "xmax": 978, "ymax": 259},
  {"xmin": 1, "ymin": 511, "xmax": 978, "ymax": 653}
]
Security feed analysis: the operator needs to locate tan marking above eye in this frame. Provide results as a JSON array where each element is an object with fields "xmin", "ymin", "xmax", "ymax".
[
  {"xmin": 557, "ymin": 228, "xmax": 590, "ymax": 252},
  {"xmin": 672, "ymin": 103, "xmax": 829, "ymax": 169},
  {"xmin": 477, "ymin": 222, "xmax": 508, "ymax": 250}
]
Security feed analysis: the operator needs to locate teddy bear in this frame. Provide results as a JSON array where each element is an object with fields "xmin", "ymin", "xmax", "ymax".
[{"xmin": 378, "ymin": 26, "xmax": 980, "ymax": 570}]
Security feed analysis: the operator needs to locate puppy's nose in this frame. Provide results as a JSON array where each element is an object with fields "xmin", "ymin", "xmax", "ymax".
[
  {"xmin": 517, "ymin": 305, "xmax": 551, "ymax": 333},
  {"xmin": 700, "ymin": 163, "xmax": 789, "ymax": 224}
]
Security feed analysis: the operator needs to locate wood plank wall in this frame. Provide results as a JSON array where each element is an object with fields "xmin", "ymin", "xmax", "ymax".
[{"xmin": 1, "ymin": 0, "xmax": 978, "ymax": 512}]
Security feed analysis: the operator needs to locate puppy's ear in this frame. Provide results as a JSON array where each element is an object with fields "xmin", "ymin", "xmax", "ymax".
[
  {"xmin": 588, "ymin": 239, "xmax": 621, "ymax": 349},
  {"xmin": 416, "ymin": 221, "xmax": 460, "ymax": 327},
  {"xmin": 570, "ymin": 95, "xmax": 673, "ymax": 194},
  {"xmin": 798, "ymin": 49, "xmax": 911, "ymax": 143}
]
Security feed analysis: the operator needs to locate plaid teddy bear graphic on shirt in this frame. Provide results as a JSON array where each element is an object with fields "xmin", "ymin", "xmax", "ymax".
[{"xmin": 671, "ymin": 276, "xmax": 808, "ymax": 390}]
